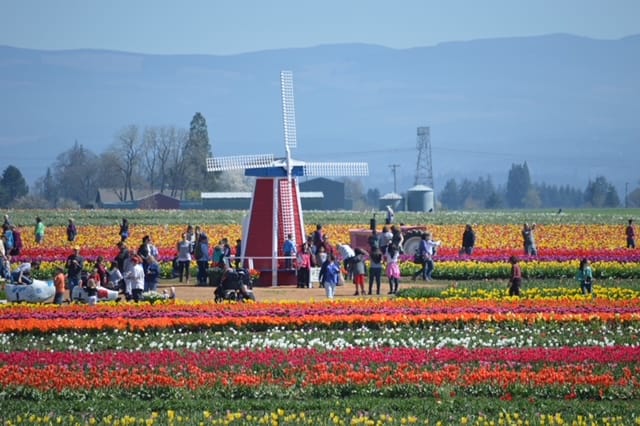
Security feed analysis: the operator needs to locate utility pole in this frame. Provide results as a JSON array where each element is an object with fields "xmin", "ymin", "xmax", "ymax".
[{"xmin": 389, "ymin": 164, "xmax": 400, "ymax": 194}]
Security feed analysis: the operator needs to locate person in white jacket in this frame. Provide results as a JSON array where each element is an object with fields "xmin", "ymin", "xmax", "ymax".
[{"xmin": 125, "ymin": 255, "xmax": 145, "ymax": 302}]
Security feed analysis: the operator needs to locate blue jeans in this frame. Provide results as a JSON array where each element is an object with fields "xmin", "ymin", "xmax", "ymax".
[
  {"xmin": 413, "ymin": 259, "xmax": 434, "ymax": 280},
  {"xmin": 178, "ymin": 261, "xmax": 190, "ymax": 282},
  {"xmin": 69, "ymin": 276, "xmax": 81, "ymax": 297},
  {"xmin": 197, "ymin": 260, "xmax": 209, "ymax": 285},
  {"xmin": 324, "ymin": 281, "xmax": 336, "ymax": 299},
  {"xmin": 368, "ymin": 267, "xmax": 382, "ymax": 294}
]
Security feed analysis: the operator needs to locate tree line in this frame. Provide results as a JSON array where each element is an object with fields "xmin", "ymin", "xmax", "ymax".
[
  {"xmin": 0, "ymin": 113, "xmax": 223, "ymax": 208},
  {"xmin": 437, "ymin": 162, "xmax": 635, "ymax": 210},
  {"xmin": 1, "ymin": 115, "xmax": 639, "ymax": 210}
]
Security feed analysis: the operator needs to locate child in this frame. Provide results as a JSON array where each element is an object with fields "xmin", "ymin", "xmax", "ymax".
[
  {"xmin": 385, "ymin": 244, "xmax": 401, "ymax": 295},
  {"xmin": 352, "ymin": 248, "xmax": 368, "ymax": 296},
  {"xmin": 53, "ymin": 266, "xmax": 66, "ymax": 305},
  {"xmin": 508, "ymin": 256, "xmax": 522, "ymax": 297},
  {"xmin": 283, "ymin": 233, "xmax": 296, "ymax": 270},
  {"xmin": 107, "ymin": 261, "xmax": 123, "ymax": 291},
  {"xmin": 318, "ymin": 254, "xmax": 341, "ymax": 300}
]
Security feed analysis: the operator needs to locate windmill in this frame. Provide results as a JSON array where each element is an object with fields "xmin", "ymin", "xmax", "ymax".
[{"xmin": 206, "ymin": 70, "xmax": 369, "ymax": 286}]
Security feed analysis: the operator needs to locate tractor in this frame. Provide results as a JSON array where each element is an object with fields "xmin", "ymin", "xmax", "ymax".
[{"xmin": 349, "ymin": 217, "xmax": 427, "ymax": 255}]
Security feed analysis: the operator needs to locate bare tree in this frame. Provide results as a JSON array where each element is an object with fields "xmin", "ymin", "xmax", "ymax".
[
  {"xmin": 110, "ymin": 125, "xmax": 143, "ymax": 201},
  {"xmin": 142, "ymin": 126, "xmax": 159, "ymax": 191}
]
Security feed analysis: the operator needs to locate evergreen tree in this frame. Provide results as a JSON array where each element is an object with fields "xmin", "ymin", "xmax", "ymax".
[
  {"xmin": 584, "ymin": 176, "xmax": 617, "ymax": 207},
  {"xmin": 505, "ymin": 162, "xmax": 531, "ymax": 208},
  {"xmin": 485, "ymin": 191, "xmax": 504, "ymax": 209},
  {"xmin": 438, "ymin": 179, "xmax": 459, "ymax": 210},
  {"xmin": 0, "ymin": 165, "xmax": 28, "ymax": 207},
  {"xmin": 184, "ymin": 112, "xmax": 213, "ymax": 191},
  {"xmin": 52, "ymin": 141, "xmax": 100, "ymax": 206},
  {"xmin": 605, "ymin": 185, "xmax": 621, "ymax": 207}
]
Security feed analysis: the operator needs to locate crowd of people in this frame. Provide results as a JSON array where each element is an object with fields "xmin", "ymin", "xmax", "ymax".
[{"xmin": 0, "ymin": 213, "xmax": 637, "ymax": 303}]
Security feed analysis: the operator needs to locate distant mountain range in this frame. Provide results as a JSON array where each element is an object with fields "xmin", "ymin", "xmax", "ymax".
[{"xmin": 1, "ymin": 33, "xmax": 639, "ymax": 195}]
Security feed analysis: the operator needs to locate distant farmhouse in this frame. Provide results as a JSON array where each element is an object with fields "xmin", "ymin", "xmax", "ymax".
[{"xmin": 298, "ymin": 178, "xmax": 347, "ymax": 210}]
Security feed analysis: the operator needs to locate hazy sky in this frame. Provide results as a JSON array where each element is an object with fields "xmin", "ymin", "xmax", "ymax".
[{"xmin": 1, "ymin": 0, "xmax": 639, "ymax": 55}]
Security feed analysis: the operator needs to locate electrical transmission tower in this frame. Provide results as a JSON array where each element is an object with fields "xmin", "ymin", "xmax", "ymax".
[{"xmin": 414, "ymin": 126, "xmax": 434, "ymax": 188}]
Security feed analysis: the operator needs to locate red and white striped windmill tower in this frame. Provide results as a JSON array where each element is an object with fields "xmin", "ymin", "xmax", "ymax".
[{"xmin": 207, "ymin": 70, "xmax": 368, "ymax": 286}]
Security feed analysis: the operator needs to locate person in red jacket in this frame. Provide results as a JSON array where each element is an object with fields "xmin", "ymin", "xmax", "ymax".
[{"xmin": 626, "ymin": 219, "xmax": 636, "ymax": 249}]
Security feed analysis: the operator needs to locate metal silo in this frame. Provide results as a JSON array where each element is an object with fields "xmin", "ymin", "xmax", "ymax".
[
  {"xmin": 407, "ymin": 185, "xmax": 434, "ymax": 212},
  {"xmin": 379, "ymin": 192, "xmax": 403, "ymax": 211}
]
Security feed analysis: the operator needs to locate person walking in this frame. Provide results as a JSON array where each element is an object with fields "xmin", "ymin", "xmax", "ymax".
[
  {"xmin": 283, "ymin": 233, "xmax": 296, "ymax": 269},
  {"xmin": 296, "ymin": 242, "xmax": 311, "ymax": 288},
  {"xmin": 461, "ymin": 224, "xmax": 476, "ymax": 255},
  {"xmin": 34, "ymin": 216, "xmax": 45, "ymax": 244},
  {"xmin": 119, "ymin": 218, "xmax": 130, "ymax": 242},
  {"xmin": 9, "ymin": 225, "xmax": 22, "ymax": 256},
  {"xmin": 195, "ymin": 233, "xmax": 210, "ymax": 285},
  {"xmin": 176, "ymin": 233, "xmax": 192, "ymax": 284},
  {"xmin": 352, "ymin": 248, "xmax": 368, "ymax": 296},
  {"xmin": 66, "ymin": 218, "xmax": 78, "ymax": 242},
  {"xmin": 522, "ymin": 223, "xmax": 538, "ymax": 256},
  {"xmin": 412, "ymin": 232, "xmax": 441, "ymax": 281},
  {"xmin": 53, "ymin": 266, "xmax": 66, "ymax": 305},
  {"xmin": 114, "ymin": 242, "xmax": 130, "ymax": 293},
  {"xmin": 368, "ymin": 248, "xmax": 383, "ymax": 295},
  {"xmin": 318, "ymin": 253, "xmax": 341, "ymax": 300},
  {"xmin": 65, "ymin": 246, "xmax": 84, "ymax": 297},
  {"xmin": 508, "ymin": 256, "xmax": 522, "ymax": 297},
  {"xmin": 576, "ymin": 258, "xmax": 594, "ymax": 295},
  {"xmin": 626, "ymin": 219, "xmax": 636, "ymax": 249}
]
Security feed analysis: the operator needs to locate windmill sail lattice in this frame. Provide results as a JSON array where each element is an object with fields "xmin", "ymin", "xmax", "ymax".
[{"xmin": 206, "ymin": 71, "xmax": 369, "ymax": 286}]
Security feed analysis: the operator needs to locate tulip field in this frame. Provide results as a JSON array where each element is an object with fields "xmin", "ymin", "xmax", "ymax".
[
  {"xmin": 1, "ymin": 209, "xmax": 640, "ymax": 424},
  {"xmin": 6, "ymin": 208, "xmax": 640, "ymax": 280}
]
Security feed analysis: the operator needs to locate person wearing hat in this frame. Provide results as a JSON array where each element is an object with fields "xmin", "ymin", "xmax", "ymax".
[{"xmin": 65, "ymin": 246, "xmax": 84, "ymax": 296}]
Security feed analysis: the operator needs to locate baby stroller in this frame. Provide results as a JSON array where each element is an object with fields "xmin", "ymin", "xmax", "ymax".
[{"xmin": 214, "ymin": 268, "xmax": 255, "ymax": 303}]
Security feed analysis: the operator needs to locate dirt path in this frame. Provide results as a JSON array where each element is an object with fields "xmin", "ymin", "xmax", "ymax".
[{"xmin": 158, "ymin": 279, "xmax": 446, "ymax": 302}]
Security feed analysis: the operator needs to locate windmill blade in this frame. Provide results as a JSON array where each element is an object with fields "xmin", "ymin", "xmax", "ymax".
[
  {"xmin": 281, "ymin": 70, "xmax": 297, "ymax": 150},
  {"xmin": 304, "ymin": 162, "xmax": 369, "ymax": 177},
  {"xmin": 206, "ymin": 154, "xmax": 275, "ymax": 172}
]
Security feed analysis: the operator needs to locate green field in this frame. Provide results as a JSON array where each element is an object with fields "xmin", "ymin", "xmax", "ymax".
[{"xmin": 4, "ymin": 207, "xmax": 640, "ymax": 226}]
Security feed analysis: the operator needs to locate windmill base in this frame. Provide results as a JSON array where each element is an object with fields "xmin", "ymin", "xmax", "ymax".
[{"xmin": 256, "ymin": 269, "xmax": 298, "ymax": 287}]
